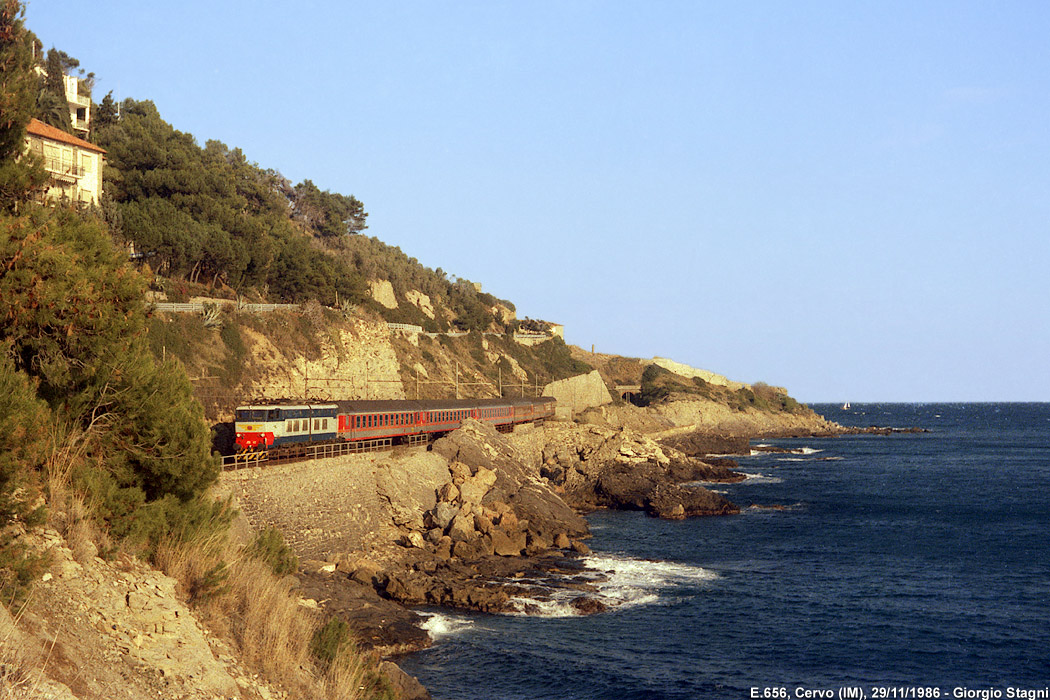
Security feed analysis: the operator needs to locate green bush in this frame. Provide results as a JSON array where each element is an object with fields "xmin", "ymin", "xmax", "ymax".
[
  {"xmin": 219, "ymin": 320, "xmax": 247, "ymax": 386},
  {"xmin": 310, "ymin": 617, "xmax": 351, "ymax": 671},
  {"xmin": 0, "ymin": 349, "xmax": 51, "ymax": 602},
  {"xmin": 246, "ymin": 528, "xmax": 298, "ymax": 577}
]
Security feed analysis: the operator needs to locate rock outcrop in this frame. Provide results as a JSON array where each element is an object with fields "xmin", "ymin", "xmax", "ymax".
[
  {"xmin": 369, "ymin": 279, "xmax": 398, "ymax": 309},
  {"xmin": 6, "ymin": 528, "xmax": 279, "ymax": 700},
  {"xmin": 509, "ymin": 421, "xmax": 740, "ymax": 519},
  {"xmin": 650, "ymin": 356, "xmax": 745, "ymax": 390},
  {"xmin": 238, "ymin": 315, "xmax": 405, "ymax": 412},
  {"xmin": 649, "ymin": 397, "xmax": 841, "ymax": 437}
]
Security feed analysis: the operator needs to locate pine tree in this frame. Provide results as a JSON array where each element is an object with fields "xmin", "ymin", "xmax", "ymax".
[
  {"xmin": 0, "ymin": 0, "xmax": 46, "ymax": 210},
  {"xmin": 39, "ymin": 47, "xmax": 74, "ymax": 132}
]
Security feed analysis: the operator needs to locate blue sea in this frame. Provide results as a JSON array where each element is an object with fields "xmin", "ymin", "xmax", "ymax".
[{"xmin": 399, "ymin": 404, "xmax": 1050, "ymax": 699}]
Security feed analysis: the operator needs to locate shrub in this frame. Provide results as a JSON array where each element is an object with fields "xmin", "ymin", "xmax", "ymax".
[
  {"xmin": 0, "ymin": 350, "xmax": 51, "ymax": 601},
  {"xmin": 311, "ymin": 617, "xmax": 351, "ymax": 671},
  {"xmin": 246, "ymin": 527, "xmax": 298, "ymax": 577}
]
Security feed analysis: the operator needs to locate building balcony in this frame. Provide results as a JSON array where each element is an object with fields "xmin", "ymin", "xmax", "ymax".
[{"xmin": 43, "ymin": 158, "xmax": 85, "ymax": 180}]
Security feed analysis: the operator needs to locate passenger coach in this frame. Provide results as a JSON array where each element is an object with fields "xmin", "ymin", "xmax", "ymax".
[{"xmin": 234, "ymin": 397, "xmax": 555, "ymax": 454}]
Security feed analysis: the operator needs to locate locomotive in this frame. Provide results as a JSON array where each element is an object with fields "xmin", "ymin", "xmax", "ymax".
[{"xmin": 234, "ymin": 396, "xmax": 556, "ymax": 454}]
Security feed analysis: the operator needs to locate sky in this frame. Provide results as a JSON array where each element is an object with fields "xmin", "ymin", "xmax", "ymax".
[{"xmin": 24, "ymin": 1, "xmax": 1050, "ymax": 402}]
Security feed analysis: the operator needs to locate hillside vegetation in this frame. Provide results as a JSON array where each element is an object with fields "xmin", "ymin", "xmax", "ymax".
[{"xmin": 1, "ymin": 5, "xmax": 396, "ymax": 698}]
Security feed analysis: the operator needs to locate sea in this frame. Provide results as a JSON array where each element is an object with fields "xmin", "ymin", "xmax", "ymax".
[{"xmin": 398, "ymin": 403, "xmax": 1050, "ymax": 699}]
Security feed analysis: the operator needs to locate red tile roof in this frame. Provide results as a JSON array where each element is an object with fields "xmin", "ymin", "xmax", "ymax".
[{"xmin": 25, "ymin": 118, "xmax": 106, "ymax": 154}]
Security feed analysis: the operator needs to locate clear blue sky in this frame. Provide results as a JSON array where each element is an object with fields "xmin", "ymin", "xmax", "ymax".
[{"xmin": 26, "ymin": 1, "xmax": 1050, "ymax": 402}]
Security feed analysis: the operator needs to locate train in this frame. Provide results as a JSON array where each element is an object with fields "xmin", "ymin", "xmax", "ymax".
[{"xmin": 234, "ymin": 396, "xmax": 556, "ymax": 454}]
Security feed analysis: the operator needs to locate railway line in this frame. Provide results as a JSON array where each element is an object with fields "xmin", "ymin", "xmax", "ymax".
[{"xmin": 226, "ymin": 396, "xmax": 555, "ymax": 470}]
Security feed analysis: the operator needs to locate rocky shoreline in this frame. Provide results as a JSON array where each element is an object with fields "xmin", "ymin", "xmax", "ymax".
[
  {"xmin": 214, "ymin": 397, "xmax": 867, "ymax": 700},
  {"xmin": 261, "ymin": 407, "xmax": 847, "ymax": 665}
]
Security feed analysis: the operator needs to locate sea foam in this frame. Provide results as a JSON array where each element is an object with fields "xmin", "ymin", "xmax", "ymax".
[
  {"xmin": 507, "ymin": 553, "xmax": 717, "ymax": 617},
  {"xmin": 419, "ymin": 611, "xmax": 476, "ymax": 638}
]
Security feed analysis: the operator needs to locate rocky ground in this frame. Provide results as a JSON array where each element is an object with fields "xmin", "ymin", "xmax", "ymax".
[{"xmin": 2, "ymin": 529, "xmax": 279, "ymax": 700}]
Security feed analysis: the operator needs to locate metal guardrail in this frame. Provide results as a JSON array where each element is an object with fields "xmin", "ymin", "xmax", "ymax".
[
  {"xmin": 387, "ymin": 323, "xmax": 423, "ymax": 333},
  {"xmin": 153, "ymin": 301, "xmax": 299, "ymax": 313},
  {"xmin": 221, "ymin": 435, "xmax": 429, "ymax": 471}
]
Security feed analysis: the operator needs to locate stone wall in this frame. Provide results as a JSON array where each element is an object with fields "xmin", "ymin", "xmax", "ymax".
[{"xmin": 542, "ymin": 370, "xmax": 612, "ymax": 419}]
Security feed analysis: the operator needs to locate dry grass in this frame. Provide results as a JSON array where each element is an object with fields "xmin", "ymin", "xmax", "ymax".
[
  {"xmin": 0, "ymin": 597, "xmax": 46, "ymax": 699},
  {"xmin": 155, "ymin": 535, "xmax": 377, "ymax": 700},
  {"xmin": 33, "ymin": 419, "xmax": 381, "ymax": 699}
]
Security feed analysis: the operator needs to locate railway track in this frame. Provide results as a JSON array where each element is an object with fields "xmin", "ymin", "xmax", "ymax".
[{"xmin": 221, "ymin": 434, "xmax": 427, "ymax": 470}]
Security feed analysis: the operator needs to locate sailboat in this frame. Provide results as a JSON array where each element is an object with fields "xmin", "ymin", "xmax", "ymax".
[{"xmin": 842, "ymin": 401, "xmax": 851, "ymax": 410}]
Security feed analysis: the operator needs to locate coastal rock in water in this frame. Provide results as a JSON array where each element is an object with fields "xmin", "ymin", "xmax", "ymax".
[
  {"xmin": 379, "ymin": 661, "xmax": 432, "ymax": 700},
  {"xmin": 592, "ymin": 462, "xmax": 738, "ymax": 518},
  {"xmin": 570, "ymin": 597, "xmax": 607, "ymax": 615},
  {"xmin": 659, "ymin": 431, "xmax": 750, "ymax": 457}
]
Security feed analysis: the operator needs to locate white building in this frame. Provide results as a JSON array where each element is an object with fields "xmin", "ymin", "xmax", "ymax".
[
  {"xmin": 24, "ymin": 118, "xmax": 106, "ymax": 206},
  {"xmin": 63, "ymin": 74, "xmax": 91, "ymax": 136}
]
